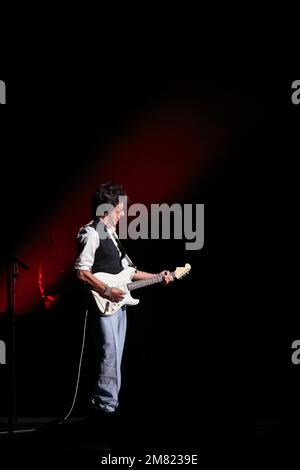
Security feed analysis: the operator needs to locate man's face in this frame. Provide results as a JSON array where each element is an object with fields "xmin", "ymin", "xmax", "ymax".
[{"xmin": 108, "ymin": 203, "xmax": 124, "ymax": 227}]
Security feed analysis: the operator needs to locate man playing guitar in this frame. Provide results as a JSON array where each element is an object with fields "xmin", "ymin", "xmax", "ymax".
[{"xmin": 74, "ymin": 182, "xmax": 174, "ymax": 417}]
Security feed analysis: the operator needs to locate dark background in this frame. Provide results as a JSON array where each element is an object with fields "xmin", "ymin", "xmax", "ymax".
[{"xmin": 0, "ymin": 74, "xmax": 299, "ymax": 450}]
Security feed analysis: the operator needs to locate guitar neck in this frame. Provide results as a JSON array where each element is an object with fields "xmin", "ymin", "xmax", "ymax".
[{"xmin": 127, "ymin": 272, "xmax": 175, "ymax": 291}]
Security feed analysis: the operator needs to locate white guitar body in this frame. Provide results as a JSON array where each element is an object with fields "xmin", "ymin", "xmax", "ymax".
[{"xmin": 91, "ymin": 267, "xmax": 139, "ymax": 316}]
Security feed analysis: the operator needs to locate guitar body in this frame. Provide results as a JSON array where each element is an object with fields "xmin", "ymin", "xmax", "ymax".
[{"xmin": 91, "ymin": 267, "xmax": 139, "ymax": 316}]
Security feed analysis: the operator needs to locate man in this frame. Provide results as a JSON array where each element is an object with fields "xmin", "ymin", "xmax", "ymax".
[{"xmin": 74, "ymin": 182, "xmax": 173, "ymax": 416}]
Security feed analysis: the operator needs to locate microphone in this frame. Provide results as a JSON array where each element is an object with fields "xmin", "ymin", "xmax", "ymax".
[{"xmin": 8, "ymin": 255, "xmax": 29, "ymax": 270}]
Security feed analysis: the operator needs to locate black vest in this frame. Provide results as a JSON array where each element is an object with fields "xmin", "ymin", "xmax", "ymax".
[{"xmin": 89, "ymin": 219, "xmax": 123, "ymax": 275}]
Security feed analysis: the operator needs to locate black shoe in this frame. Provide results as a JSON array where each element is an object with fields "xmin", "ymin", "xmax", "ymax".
[{"xmin": 89, "ymin": 405, "xmax": 119, "ymax": 423}]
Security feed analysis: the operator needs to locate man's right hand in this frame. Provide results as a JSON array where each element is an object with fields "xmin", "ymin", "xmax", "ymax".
[{"xmin": 104, "ymin": 287, "xmax": 126, "ymax": 302}]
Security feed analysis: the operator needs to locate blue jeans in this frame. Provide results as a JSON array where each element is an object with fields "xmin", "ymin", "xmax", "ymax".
[{"xmin": 89, "ymin": 304, "xmax": 127, "ymax": 413}]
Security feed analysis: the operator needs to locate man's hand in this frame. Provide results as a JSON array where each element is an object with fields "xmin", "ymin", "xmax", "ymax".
[
  {"xmin": 160, "ymin": 270, "xmax": 174, "ymax": 285},
  {"xmin": 103, "ymin": 287, "xmax": 126, "ymax": 302}
]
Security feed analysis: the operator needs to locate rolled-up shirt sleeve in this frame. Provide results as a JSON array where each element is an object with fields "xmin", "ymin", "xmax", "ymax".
[{"xmin": 74, "ymin": 226, "xmax": 99, "ymax": 271}]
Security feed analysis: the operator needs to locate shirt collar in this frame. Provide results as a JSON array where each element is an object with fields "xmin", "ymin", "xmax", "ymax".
[{"xmin": 98, "ymin": 218, "xmax": 116, "ymax": 236}]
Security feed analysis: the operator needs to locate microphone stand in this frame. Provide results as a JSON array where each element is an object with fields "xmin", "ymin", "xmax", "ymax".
[{"xmin": 6, "ymin": 255, "xmax": 28, "ymax": 440}]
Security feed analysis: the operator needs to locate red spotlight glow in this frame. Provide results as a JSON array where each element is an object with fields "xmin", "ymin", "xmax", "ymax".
[{"xmin": 0, "ymin": 101, "xmax": 231, "ymax": 315}]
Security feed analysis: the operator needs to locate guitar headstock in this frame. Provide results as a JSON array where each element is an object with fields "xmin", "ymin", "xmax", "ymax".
[{"xmin": 174, "ymin": 263, "xmax": 191, "ymax": 280}]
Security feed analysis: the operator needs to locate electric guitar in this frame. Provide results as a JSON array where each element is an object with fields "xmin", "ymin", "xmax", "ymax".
[{"xmin": 91, "ymin": 263, "xmax": 191, "ymax": 316}]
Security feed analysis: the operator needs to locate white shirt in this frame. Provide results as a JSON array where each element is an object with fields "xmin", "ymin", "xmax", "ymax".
[{"xmin": 74, "ymin": 220, "xmax": 130, "ymax": 272}]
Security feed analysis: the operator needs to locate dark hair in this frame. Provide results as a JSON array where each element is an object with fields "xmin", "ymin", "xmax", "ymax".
[{"xmin": 91, "ymin": 182, "xmax": 127, "ymax": 218}]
